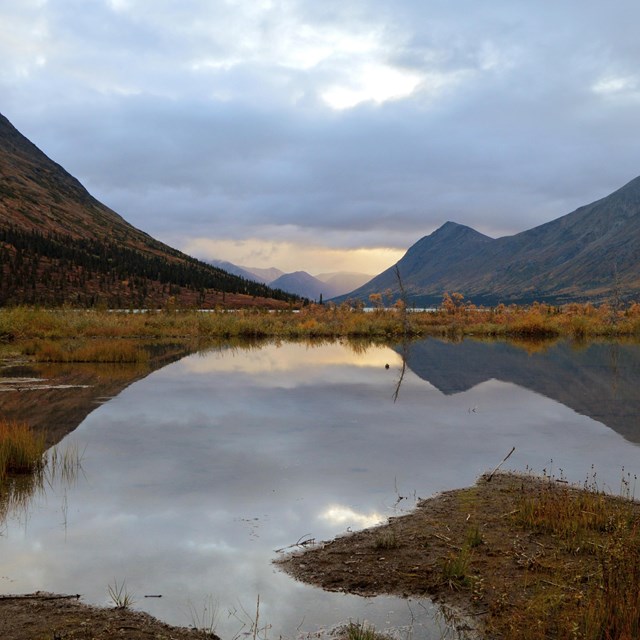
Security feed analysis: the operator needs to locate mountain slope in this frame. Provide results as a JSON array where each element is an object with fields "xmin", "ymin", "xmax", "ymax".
[
  {"xmin": 0, "ymin": 113, "xmax": 297, "ymax": 308},
  {"xmin": 337, "ymin": 222, "xmax": 494, "ymax": 304},
  {"xmin": 337, "ymin": 177, "xmax": 640, "ymax": 306}
]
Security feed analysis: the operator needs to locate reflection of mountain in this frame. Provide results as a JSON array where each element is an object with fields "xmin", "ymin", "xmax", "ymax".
[
  {"xmin": 0, "ymin": 343, "xmax": 194, "ymax": 447},
  {"xmin": 399, "ymin": 338, "xmax": 640, "ymax": 443}
]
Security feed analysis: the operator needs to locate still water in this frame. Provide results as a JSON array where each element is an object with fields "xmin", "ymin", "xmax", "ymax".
[{"xmin": 1, "ymin": 338, "xmax": 640, "ymax": 638}]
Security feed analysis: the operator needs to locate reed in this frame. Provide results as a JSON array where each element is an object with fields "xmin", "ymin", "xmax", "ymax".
[
  {"xmin": 27, "ymin": 339, "xmax": 150, "ymax": 363},
  {"xmin": 1, "ymin": 299, "xmax": 640, "ymax": 342},
  {"xmin": 0, "ymin": 420, "xmax": 46, "ymax": 480}
]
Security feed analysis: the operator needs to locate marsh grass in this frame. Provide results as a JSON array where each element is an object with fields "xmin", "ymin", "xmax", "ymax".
[
  {"xmin": 0, "ymin": 419, "xmax": 46, "ymax": 480},
  {"xmin": 107, "ymin": 579, "xmax": 135, "ymax": 609},
  {"xmin": 2, "ymin": 302, "xmax": 640, "ymax": 344},
  {"xmin": 26, "ymin": 339, "xmax": 150, "ymax": 363},
  {"xmin": 187, "ymin": 595, "xmax": 219, "ymax": 638},
  {"xmin": 440, "ymin": 547, "xmax": 472, "ymax": 591},
  {"xmin": 489, "ymin": 474, "xmax": 640, "ymax": 639},
  {"xmin": 342, "ymin": 621, "xmax": 392, "ymax": 640},
  {"xmin": 373, "ymin": 530, "xmax": 400, "ymax": 550}
]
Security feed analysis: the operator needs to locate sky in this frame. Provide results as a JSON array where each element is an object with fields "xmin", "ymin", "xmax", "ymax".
[{"xmin": 1, "ymin": 0, "xmax": 639, "ymax": 275}]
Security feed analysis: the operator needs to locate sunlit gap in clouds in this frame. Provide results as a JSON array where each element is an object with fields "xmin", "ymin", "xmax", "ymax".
[{"xmin": 182, "ymin": 236, "xmax": 404, "ymax": 275}]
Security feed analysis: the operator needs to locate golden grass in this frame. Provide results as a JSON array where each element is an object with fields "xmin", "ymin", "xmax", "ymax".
[
  {"xmin": 0, "ymin": 420, "xmax": 46, "ymax": 480},
  {"xmin": 0, "ymin": 299, "xmax": 639, "ymax": 343},
  {"xmin": 494, "ymin": 474, "xmax": 640, "ymax": 639},
  {"xmin": 25, "ymin": 339, "xmax": 150, "ymax": 363}
]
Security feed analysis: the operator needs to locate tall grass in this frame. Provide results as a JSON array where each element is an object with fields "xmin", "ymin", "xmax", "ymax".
[
  {"xmin": 502, "ymin": 475, "xmax": 640, "ymax": 639},
  {"xmin": 0, "ymin": 419, "xmax": 46, "ymax": 480},
  {"xmin": 26, "ymin": 339, "xmax": 150, "ymax": 363},
  {"xmin": 1, "ymin": 300, "xmax": 640, "ymax": 342}
]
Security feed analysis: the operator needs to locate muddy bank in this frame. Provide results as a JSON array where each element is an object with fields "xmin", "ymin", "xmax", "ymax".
[
  {"xmin": 277, "ymin": 472, "xmax": 640, "ymax": 640},
  {"xmin": 0, "ymin": 593, "xmax": 216, "ymax": 640}
]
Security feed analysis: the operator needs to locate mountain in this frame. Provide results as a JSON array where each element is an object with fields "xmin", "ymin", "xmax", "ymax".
[
  {"xmin": 270, "ymin": 271, "xmax": 327, "ymax": 300},
  {"xmin": 268, "ymin": 269, "xmax": 373, "ymax": 300},
  {"xmin": 335, "ymin": 221, "xmax": 493, "ymax": 304},
  {"xmin": 336, "ymin": 177, "xmax": 640, "ymax": 306},
  {"xmin": 241, "ymin": 265, "xmax": 285, "ymax": 284},
  {"xmin": 209, "ymin": 258, "xmax": 371, "ymax": 299},
  {"xmin": 315, "ymin": 271, "xmax": 372, "ymax": 296},
  {"xmin": 0, "ymin": 112, "xmax": 298, "ymax": 308}
]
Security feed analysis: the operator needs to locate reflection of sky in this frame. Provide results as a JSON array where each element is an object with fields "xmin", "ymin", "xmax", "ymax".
[{"xmin": 1, "ymin": 342, "xmax": 640, "ymax": 638}]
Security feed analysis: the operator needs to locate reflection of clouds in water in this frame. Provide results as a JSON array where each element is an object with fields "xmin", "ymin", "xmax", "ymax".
[
  {"xmin": 181, "ymin": 343, "xmax": 400, "ymax": 376},
  {"xmin": 319, "ymin": 504, "xmax": 384, "ymax": 528},
  {"xmin": 3, "ymin": 341, "xmax": 640, "ymax": 638}
]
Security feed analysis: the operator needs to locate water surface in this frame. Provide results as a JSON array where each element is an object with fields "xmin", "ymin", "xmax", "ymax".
[{"xmin": 1, "ymin": 338, "xmax": 639, "ymax": 639}]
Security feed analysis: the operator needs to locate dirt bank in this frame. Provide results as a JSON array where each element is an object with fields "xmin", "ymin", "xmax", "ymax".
[
  {"xmin": 277, "ymin": 472, "xmax": 640, "ymax": 640},
  {"xmin": 0, "ymin": 593, "xmax": 215, "ymax": 640}
]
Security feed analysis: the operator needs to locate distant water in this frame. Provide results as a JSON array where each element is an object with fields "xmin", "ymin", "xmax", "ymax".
[{"xmin": 1, "ymin": 338, "xmax": 639, "ymax": 639}]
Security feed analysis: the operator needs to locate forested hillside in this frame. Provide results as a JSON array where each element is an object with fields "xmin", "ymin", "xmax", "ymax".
[{"xmin": 0, "ymin": 113, "xmax": 298, "ymax": 308}]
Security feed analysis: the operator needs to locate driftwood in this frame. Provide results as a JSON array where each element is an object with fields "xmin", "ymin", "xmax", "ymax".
[
  {"xmin": 0, "ymin": 593, "xmax": 81, "ymax": 601},
  {"xmin": 486, "ymin": 446, "xmax": 516, "ymax": 481}
]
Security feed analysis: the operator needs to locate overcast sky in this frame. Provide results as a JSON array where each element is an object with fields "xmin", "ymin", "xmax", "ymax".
[{"xmin": 1, "ymin": 1, "xmax": 639, "ymax": 274}]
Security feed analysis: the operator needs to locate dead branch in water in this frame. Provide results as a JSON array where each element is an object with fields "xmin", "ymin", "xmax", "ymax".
[{"xmin": 486, "ymin": 446, "xmax": 516, "ymax": 481}]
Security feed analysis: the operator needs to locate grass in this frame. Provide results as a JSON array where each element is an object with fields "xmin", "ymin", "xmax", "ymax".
[
  {"xmin": 24, "ymin": 339, "xmax": 150, "ymax": 363},
  {"xmin": 107, "ymin": 579, "xmax": 135, "ymax": 610},
  {"xmin": 373, "ymin": 530, "xmax": 400, "ymax": 550},
  {"xmin": 342, "ymin": 621, "xmax": 392, "ymax": 640},
  {"xmin": 187, "ymin": 595, "xmax": 219, "ymax": 638},
  {"xmin": 1, "ymin": 300, "xmax": 640, "ymax": 344},
  {"xmin": 0, "ymin": 419, "xmax": 46, "ymax": 480},
  {"xmin": 503, "ymin": 474, "xmax": 640, "ymax": 639}
]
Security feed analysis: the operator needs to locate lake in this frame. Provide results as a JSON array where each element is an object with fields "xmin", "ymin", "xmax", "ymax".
[{"xmin": 1, "ymin": 338, "xmax": 640, "ymax": 639}]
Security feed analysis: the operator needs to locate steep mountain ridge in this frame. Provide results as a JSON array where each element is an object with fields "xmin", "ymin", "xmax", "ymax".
[
  {"xmin": 0, "ymin": 113, "xmax": 297, "ymax": 307},
  {"xmin": 338, "ymin": 176, "xmax": 640, "ymax": 306}
]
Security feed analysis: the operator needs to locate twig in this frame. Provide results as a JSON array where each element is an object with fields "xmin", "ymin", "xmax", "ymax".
[{"xmin": 486, "ymin": 446, "xmax": 516, "ymax": 481}]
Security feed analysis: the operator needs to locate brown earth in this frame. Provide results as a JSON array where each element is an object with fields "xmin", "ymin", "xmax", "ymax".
[
  {"xmin": 276, "ymin": 472, "xmax": 640, "ymax": 640},
  {"xmin": 0, "ymin": 593, "xmax": 216, "ymax": 640}
]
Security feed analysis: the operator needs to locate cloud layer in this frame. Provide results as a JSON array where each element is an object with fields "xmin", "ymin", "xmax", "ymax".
[{"xmin": 1, "ymin": 0, "xmax": 639, "ymax": 273}]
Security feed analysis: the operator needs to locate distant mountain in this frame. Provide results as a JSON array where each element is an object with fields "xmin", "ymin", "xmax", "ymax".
[
  {"xmin": 336, "ymin": 176, "xmax": 640, "ymax": 306},
  {"xmin": 315, "ymin": 271, "xmax": 372, "ymax": 296},
  {"xmin": 270, "ymin": 271, "xmax": 327, "ymax": 300},
  {"xmin": 0, "ymin": 112, "xmax": 298, "ymax": 308},
  {"xmin": 208, "ymin": 259, "xmax": 372, "ymax": 299},
  {"xmin": 242, "ymin": 265, "xmax": 285, "ymax": 284},
  {"xmin": 208, "ymin": 260, "xmax": 285, "ymax": 285},
  {"xmin": 269, "ymin": 269, "xmax": 373, "ymax": 300}
]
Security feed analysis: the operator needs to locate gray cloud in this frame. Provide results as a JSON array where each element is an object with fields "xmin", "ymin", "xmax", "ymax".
[{"xmin": 1, "ymin": 0, "xmax": 639, "ymax": 271}]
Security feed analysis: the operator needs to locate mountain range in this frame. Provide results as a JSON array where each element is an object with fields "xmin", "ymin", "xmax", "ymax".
[
  {"xmin": 0, "ymin": 112, "xmax": 298, "ymax": 308},
  {"xmin": 3, "ymin": 109, "xmax": 640, "ymax": 308},
  {"xmin": 338, "ymin": 176, "xmax": 640, "ymax": 306},
  {"xmin": 209, "ymin": 259, "xmax": 371, "ymax": 300}
]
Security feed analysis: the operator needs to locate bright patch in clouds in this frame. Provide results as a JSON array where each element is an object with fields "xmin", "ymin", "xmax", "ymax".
[
  {"xmin": 592, "ymin": 75, "xmax": 638, "ymax": 95},
  {"xmin": 182, "ymin": 236, "xmax": 402, "ymax": 275},
  {"xmin": 322, "ymin": 63, "xmax": 424, "ymax": 110}
]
